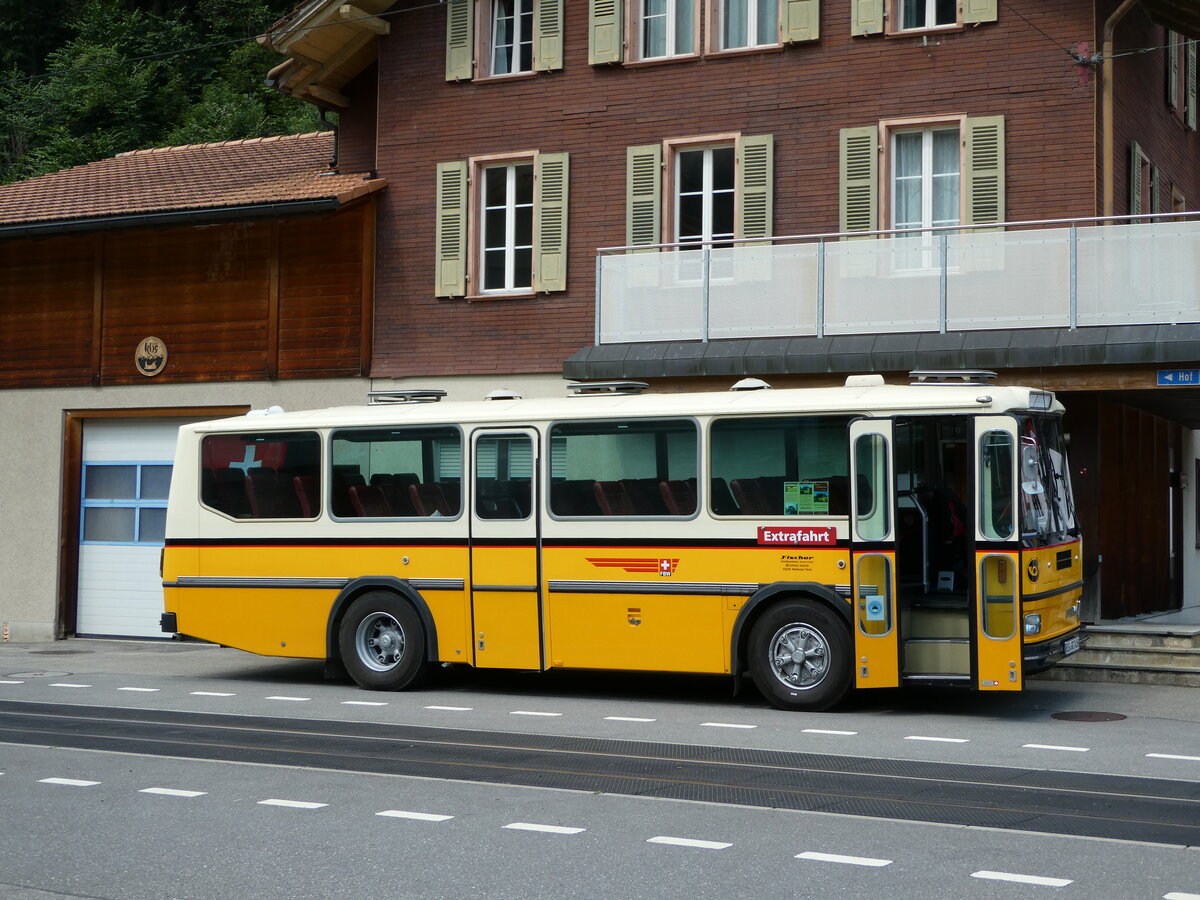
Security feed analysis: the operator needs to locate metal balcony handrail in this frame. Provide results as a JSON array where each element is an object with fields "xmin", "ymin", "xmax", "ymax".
[{"xmin": 595, "ymin": 210, "xmax": 1200, "ymax": 255}]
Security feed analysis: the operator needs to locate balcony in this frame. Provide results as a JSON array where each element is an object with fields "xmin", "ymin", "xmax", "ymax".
[{"xmin": 593, "ymin": 215, "xmax": 1200, "ymax": 345}]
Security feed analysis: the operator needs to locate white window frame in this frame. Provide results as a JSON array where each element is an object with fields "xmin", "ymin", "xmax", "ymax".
[
  {"xmin": 674, "ymin": 143, "xmax": 737, "ymax": 246},
  {"xmin": 714, "ymin": 0, "xmax": 780, "ymax": 51},
  {"xmin": 891, "ymin": 0, "xmax": 958, "ymax": 33},
  {"xmin": 883, "ymin": 117, "xmax": 965, "ymax": 271},
  {"xmin": 634, "ymin": 0, "xmax": 698, "ymax": 60},
  {"xmin": 487, "ymin": 0, "xmax": 534, "ymax": 76},
  {"xmin": 477, "ymin": 159, "xmax": 535, "ymax": 294}
]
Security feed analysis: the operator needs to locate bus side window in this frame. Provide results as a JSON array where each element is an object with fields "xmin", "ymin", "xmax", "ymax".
[
  {"xmin": 200, "ymin": 432, "xmax": 321, "ymax": 520},
  {"xmin": 979, "ymin": 430, "xmax": 1015, "ymax": 540},
  {"xmin": 330, "ymin": 427, "xmax": 463, "ymax": 519}
]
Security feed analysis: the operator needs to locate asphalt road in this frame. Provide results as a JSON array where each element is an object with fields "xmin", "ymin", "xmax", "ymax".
[{"xmin": 1, "ymin": 639, "xmax": 1198, "ymax": 899}]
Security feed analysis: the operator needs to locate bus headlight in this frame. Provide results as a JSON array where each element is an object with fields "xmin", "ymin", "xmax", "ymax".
[
  {"xmin": 1023, "ymin": 614, "xmax": 1042, "ymax": 636},
  {"xmin": 1067, "ymin": 602, "xmax": 1081, "ymax": 619}
]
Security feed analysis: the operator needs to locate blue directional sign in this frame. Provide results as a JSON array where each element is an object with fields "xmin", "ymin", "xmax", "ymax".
[{"xmin": 1157, "ymin": 369, "xmax": 1200, "ymax": 386}]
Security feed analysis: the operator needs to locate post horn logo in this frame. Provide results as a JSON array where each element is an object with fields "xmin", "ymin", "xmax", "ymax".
[
  {"xmin": 1026, "ymin": 557, "xmax": 1040, "ymax": 583},
  {"xmin": 135, "ymin": 336, "xmax": 167, "ymax": 377}
]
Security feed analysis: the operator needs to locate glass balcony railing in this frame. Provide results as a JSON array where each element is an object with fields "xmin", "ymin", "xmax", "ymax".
[{"xmin": 594, "ymin": 214, "xmax": 1200, "ymax": 344}]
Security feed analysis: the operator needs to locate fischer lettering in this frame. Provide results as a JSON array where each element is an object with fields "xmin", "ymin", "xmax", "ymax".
[{"xmin": 757, "ymin": 526, "xmax": 836, "ymax": 546}]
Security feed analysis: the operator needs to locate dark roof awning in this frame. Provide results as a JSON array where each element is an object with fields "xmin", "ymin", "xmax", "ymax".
[{"xmin": 564, "ymin": 325, "xmax": 1200, "ymax": 381}]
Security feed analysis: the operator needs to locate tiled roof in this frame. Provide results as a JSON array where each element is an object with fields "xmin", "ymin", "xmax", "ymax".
[{"xmin": 0, "ymin": 132, "xmax": 384, "ymax": 231}]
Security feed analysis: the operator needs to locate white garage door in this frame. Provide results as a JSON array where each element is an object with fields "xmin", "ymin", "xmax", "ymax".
[{"xmin": 76, "ymin": 418, "xmax": 196, "ymax": 638}]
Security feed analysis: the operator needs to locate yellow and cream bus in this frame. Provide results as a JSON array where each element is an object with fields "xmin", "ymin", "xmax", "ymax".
[{"xmin": 161, "ymin": 371, "xmax": 1084, "ymax": 711}]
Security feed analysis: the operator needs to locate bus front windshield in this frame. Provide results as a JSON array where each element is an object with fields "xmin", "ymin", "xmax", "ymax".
[{"xmin": 1018, "ymin": 415, "xmax": 1078, "ymax": 546}]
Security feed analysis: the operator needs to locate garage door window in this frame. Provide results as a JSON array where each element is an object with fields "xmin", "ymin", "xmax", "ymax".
[{"xmin": 81, "ymin": 463, "xmax": 172, "ymax": 544}]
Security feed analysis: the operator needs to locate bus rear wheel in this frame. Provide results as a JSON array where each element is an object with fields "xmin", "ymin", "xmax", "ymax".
[
  {"xmin": 338, "ymin": 591, "xmax": 427, "ymax": 691},
  {"xmin": 748, "ymin": 600, "xmax": 851, "ymax": 711}
]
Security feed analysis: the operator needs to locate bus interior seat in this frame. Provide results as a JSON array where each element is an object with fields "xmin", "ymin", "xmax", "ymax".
[
  {"xmin": 245, "ymin": 469, "xmax": 301, "ymax": 519},
  {"xmin": 593, "ymin": 481, "xmax": 636, "ymax": 516},
  {"xmin": 658, "ymin": 480, "xmax": 697, "ymax": 516},
  {"xmin": 409, "ymin": 482, "xmax": 450, "ymax": 517},
  {"xmin": 710, "ymin": 477, "xmax": 738, "ymax": 515},
  {"xmin": 349, "ymin": 484, "xmax": 392, "ymax": 518},
  {"xmin": 293, "ymin": 475, "xmax": 319, "ymax": 518},
  {"xmin": 620, "ymin": 478, "xmax": 669, "ymax": 515},
  {"xmin": 550, "ymin": 480, "xmax": 602, "ymax": 516}
]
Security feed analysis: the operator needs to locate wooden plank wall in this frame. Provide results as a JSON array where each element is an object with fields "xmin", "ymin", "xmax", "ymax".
[{"xmin": 0, "ymin": 198, "xmax": 373, "ymax": 388}]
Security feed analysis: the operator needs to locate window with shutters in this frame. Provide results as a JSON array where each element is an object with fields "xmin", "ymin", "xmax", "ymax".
[
  {"xmin": 445, "ymin": 0, "xmax": 563, "ymax": 81},
  {"xmin": 676, "ymin": 145, "xmax": 736, "ymax": 246},
  {"xmin": 895, "ymin": 0, "xmax": 955, "ymax": 31},
  {"xmin": 851, "ymin": 0, "xmax": 994, "ymax": 37},
  {"xmin": 889, "ymin": 123, "xmax": 960, "ymax": 269},
  {"xmin": 1170, "ymin": 36, "xmax": 1199, "ymax": 130},
  {"xmin": 435, "ymin": 151, "xmax": 569, "ymax": 299}
]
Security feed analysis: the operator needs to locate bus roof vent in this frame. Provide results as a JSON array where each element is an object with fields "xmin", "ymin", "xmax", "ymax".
[
  {"xmin": 484, "ymin": 389, "xmax": 522, "ymax": 401},
  {"xmin": 367, "ymin": 389, "xmax": 447, "ymax": 404},
  {"xmin": 909, "ymin": 369, "xmax": 998, "ymax": 385},
  {"xmin": 844, "ymin": 374, "xmax": 885, "ymax": 388},
  {"xmin": 731, "ymin": 377, "xmax": 772, "ymax": 391},
  {"xmin": 567, "ymin": 380, "xmax": 650, "ymax": 396},
  {"xmin": 246, "ymin": 405, "xmax": 285, "ymax": 416}
]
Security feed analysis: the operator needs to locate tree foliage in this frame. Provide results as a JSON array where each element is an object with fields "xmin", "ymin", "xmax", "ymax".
[{"xmin": 0, "ymin": 0, "xmax": 321, "ymax": 184}]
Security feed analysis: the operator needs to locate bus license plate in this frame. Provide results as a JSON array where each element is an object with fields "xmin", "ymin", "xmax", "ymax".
[{"xmin": 1063, "ymin": 636, "xmax": 1080, "ymax": 656}]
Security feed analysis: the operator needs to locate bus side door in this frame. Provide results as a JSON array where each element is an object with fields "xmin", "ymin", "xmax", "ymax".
[
  {"xmin": 469, "ymin": 428, "xmax": 543, "ymax": 669},
  {"xmin": 849, "ymin": 419, "xmax": 900, "ymax": 689},
  {"xmin": 974, "ymin": 416, "xmax": 1022, "ymax": 690}
]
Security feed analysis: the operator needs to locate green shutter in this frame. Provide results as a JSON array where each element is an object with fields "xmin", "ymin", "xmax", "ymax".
[
  {"xmin": 535, "ymin": 0, "xmax": 564, "ymax": 71},
  {"xmin": 736, "ymin": 135, "xmax": 773, "ymax": 240},
  {"xmin": 589, "ymin": 0, "xmax": 624, "ymax": 64},
  {"xmin": 1129, "ymin": 141, "xmax": 1143, "ymax": 216},
  {"xmin": 535, "ymin": 152, "xmax": 569, "ymax": 292},
  {"xmin": 962, "ymin": 0, "xmax": 998, "ymax": 25},
  {"xmin": 435, "ymin": 161, "xmax": 468, "ymax": 297},
  {"xmin": 964, "ymin": 115, "xmax": 1005, "ymax": 227},
  {"xmin": 782, "ymin": 0, "xmax": 819, "ymax": 43},
  {"xmin": 445, "ymin": 0, "xmax": 474, "ymax": 81},
  {"xmin": 1167, "ymin": 32, "xmax": 1179, "ymax": 109},
  {"xmin": 1150, "ymin": 164, "xmax": 1160, "ymax": 215},
  {"xmin": 850, "ymin": 0, "xmax": 883, "ymax": 36},
  {"xmin": 839, "ymin": 126, "xmax": 878, "ymax": 234},
  {"xmin": 626, "ymin": 144, "xmax": 662, "ymax": 248},
  {"xmin": 1187, "ymin": 41, "xmax": 1198, "ymax": 130}
]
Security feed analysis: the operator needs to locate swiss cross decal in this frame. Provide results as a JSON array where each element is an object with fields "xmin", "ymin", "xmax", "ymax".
[{"xmin": 588, "ymin": 558, "xmax": 679, "ymax": 576}]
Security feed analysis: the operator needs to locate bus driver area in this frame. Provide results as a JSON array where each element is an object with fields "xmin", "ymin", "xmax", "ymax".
[{"xmin": 161, "ymin": 371, "xmax": 1085, "ymax": 712}]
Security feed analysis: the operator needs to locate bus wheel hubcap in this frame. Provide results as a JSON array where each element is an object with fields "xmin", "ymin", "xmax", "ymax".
[
  {"xmin": 769, "ymin": 624, "xmax": 828, "ymax": 690},
  {"xmin": 357, "ymin": 613, "xmax": 405, "ymax": 672}
]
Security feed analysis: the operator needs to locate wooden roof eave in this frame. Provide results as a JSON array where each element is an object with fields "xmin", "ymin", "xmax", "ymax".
[{"xmin": 260, "ymin": 1, "xmax": 392, "ymax": 109}]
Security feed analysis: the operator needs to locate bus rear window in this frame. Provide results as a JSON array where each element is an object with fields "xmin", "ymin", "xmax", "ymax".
[
  {"xmin": 710, "ymin": 416, "xmax": 852, "ymax": 516},
  {"xmin": 200, "ymin": 432, "xmax": 321, "ymax": 519}
]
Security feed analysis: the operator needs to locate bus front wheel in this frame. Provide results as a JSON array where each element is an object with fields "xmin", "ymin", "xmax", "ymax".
[
  {"xmin": 338, "ymin": 591, "xmax": 427, "ymax": 691},
  {"xmin": 747, "ymin": 600, "xmax": 851, "ymax": 712}
]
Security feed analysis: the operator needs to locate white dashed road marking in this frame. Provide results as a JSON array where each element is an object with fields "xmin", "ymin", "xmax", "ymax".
[
  {"xmin": 504, "ymin": 822, "xmax": 586, "ymax": 835},
  {"xmin": 425, "ymin": 705, "xmax": 473, "ymax": 711},
  {"xmin": 700, "ymin": 722, "xmax": 756, "ymax": 730},
  {"xmin": 1147, "ymin": 753, "xmax": 1200, "ymax": 762},
  {"xmin": 265, "ymin": 696, "xmax": 310, "ymax": 702},
  {"xmin": 140, "ymin": 788, "xmax": 207, "ymax": 798},
  {"xmin": 190, "ymin": 691, "xmax": 235, "ymax": 697},
  {"xmin": 905, "ymin": 735, "xmax": 969, "ymax": 744},
  {"xmin": 510, "ymin": 710, "xmax": 563, "ymax": 717},
  {"xmin": 341, "ymin": 700, "xmax": 388, "ymax": 707},
  {"xmin": 647, "ymin": 836, "xmax": 732, "ymax": 850},
  {"xmin": 796, "ymin": 851, "xmax": 892, "ymax": 867},
  {"xmin": 377, "ymin": 810, "xmax": 454, "ymax": 822},
  {"xmin": 971, "ymin": 870, "xmax": 1072, "ymax": 887},
  {"xmin": 604, "ymin": 716, "xmax": 656, "ymax": 723},
  {"xmin": 49, "ymin": 683, "xmax": 91, "ymax": 689},
  {"xmin": 118, "ymin": 687, "xmax": 160, "ymax": 693},
  {"xmin": 1023, "ymin": 743, "xmax": 1088, "ymax": 753},
  {"xmin": 258, "ymin": 799, "xmax": 327, "ymax": 809},
  {"xmin": 0, "ymin": 679, "xmax": 24, "ymax": 684},
  {"xmin": 803, "ymin": 729, "xmax": 857, "ymax": 736},
  {"xmin": 39, "ymin": 778, "xmax": 99, "ymax": 787},
  {"xmin": 1164, "ymin": 892, "xmax": 1200, "ymax": 900}
]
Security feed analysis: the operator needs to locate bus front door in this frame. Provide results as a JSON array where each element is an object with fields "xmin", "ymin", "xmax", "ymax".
[
  {"xmin": 469, "ymin": 428, "xmax": 543, "ymax": 670},
  {"xmin": 974, "ymin": 416, "xmax": 1022, "ymax": 690},
  {"xmin": 849, "ymin": 419, "xmax": 900, "ymax": 689}
]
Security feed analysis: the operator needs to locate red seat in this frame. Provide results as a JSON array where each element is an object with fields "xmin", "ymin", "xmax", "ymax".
[
  {"xmin": 349, "ymin": 484, "xmax": 392, "ymax": 518},
  {"xmin": 293, "ymin": 475, "xmax": 319, "ymax": 518},
  {"xmin": 409, "ymin": 482, "xmax": 450, "ymax": 517},
  {"xmin": 593, "ymin": 481, "xmax": 635, "ymax": 516},
  {"xmin": 658, "ymin": 480, "xmax": 697, "ymax": 516}
]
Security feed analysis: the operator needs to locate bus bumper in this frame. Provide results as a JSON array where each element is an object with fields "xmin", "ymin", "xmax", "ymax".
[
  {"xmin": 1023, "ymin": 626, "xmax": 1087, "ymax": 674},
  {"xmin": 160, "ymin": 612, "xmax": 178, "ymax": 634}
]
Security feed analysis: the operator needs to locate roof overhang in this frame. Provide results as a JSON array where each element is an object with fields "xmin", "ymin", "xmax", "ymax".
[
  {"xmin": 260, "ymin": 1, "xmax": 395, "ymax": 108},
  {"xmin": 1140, "ymin": 0, "xmax": 1200, "ymax": 39}
]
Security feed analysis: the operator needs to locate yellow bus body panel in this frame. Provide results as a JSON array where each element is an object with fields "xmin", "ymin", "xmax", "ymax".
[
  {"xmin": 1021, "ymin": 540, "xmax": 1083, "ymax": 642},
  {"xmin": 471, "ymin": 545, "xmax": 541, "ymax": 669},
  {"xmin": 977, "ymin": 551, "xmax": 1022, "ymax": 691}
]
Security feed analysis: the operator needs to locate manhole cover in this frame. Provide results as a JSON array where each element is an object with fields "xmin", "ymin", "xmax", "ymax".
[
  {"xmin": 6, "ymin": 671, "xmax": 72, "ymax": 678},
  {"xmin": 29, "ymin": 649, "xmax": 91, "ymax": 656},
  {"xmin": 1051, "ymin": 710, "xmax": 1127, "ymax": 722}
]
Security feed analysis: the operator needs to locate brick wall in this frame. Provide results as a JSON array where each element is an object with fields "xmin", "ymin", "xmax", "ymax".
[{"xmin": 358, "ymin": 0, "xmax": 1174, "ymax": 379}]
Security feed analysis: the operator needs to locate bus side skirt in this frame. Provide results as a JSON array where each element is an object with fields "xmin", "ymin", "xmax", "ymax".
[
  {"xmin": 325, "ymin": 576, "xmax": 441, "ymax": 665},
  {"xmin": 729, "ymin": 582, "xmax": 852, "ymax": 696}
]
